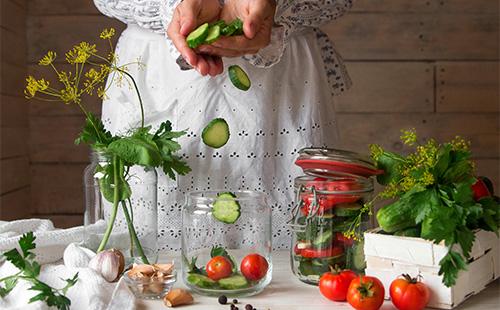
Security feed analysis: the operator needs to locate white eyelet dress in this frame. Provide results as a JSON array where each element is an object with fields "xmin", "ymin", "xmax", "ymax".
[{"xmin": 94, "ymin": 0, "xmax": 353, "ymax": 250}]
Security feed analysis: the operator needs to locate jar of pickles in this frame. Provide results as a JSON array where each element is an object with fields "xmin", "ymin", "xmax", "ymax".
[{"xmin": 289, "ymin": 148, "xmax": 380, "ymax": 285}]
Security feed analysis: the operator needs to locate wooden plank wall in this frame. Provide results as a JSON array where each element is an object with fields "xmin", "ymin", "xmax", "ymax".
[
  {"xmin": 8, "ymin": 0, "xmax": 498, "ymax": 227},
  {"xmin": 0, "ymin": 0, "xmax": 30, "ymax": 220}
]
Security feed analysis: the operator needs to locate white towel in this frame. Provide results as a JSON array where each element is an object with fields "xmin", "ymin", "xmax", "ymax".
[{"xmin": 0, "ymin": 219, "xmax": 136, "ymax": 310}]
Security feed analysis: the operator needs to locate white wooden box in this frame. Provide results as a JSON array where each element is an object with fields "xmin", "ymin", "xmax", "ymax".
[{"xmin": 363, "ymin": 229, "xmax": 499, "ymax": 309}]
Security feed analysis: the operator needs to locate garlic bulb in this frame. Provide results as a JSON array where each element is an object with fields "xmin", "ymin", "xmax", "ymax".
[{"xmin": 89, "ymin": 249, "xmax": 125, "ymax": 282}]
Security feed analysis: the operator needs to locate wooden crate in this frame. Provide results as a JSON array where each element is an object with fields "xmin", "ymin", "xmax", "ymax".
[{"xmin": 364, "ymin": 229, "xmax": 499, "ymax": 309}]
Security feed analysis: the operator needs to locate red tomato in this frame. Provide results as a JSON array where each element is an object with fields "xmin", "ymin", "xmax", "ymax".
[
  {"xmin": 240, "ymin": 253, "xmax": 269, "ymax": 281},
  {"xmin": 390, "ymin": 274, "xmax": 430, "ymax": 310},
  {"xmin": 471, "ymin": 178, "xmax": 491, "ymax": 201},
  {"xmin": 206, "ymin": 256, "xmax": 233, "ymax": 281},
  {"xmin": 347, "ymin": 276, "xmax": 385, "ymax": 310},
  {"xmin": 300, "ymin": 246, "xmax": 344, "ymax": 258},
  {"xmin": 300, "ymin": 194, "xmax": 359, "ymax": 216},
  {"xmin": 335, "ymin": 232, "xmax": 354, "ymax": 246},
  {"xmin": 319, "ymin": 268, "xmax": 357, "ymax": 301}
]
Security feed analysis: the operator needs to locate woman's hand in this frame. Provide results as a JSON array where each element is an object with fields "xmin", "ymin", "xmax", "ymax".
[
  {"xmin": 197, "ymin": 0, "xmax": 277, "ymax": 57},
  {"xmin": 167, "ymin": 0, "xmax": 224, "ymax": 76}
]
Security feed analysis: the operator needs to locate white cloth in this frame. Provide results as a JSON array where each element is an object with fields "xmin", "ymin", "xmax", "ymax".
[
  {"xmin": 0, "ymin": 219, "xmax": 135, "ymax": 310},
  {"xmin": 100, "ymin": 24, "xmax": 340, "ymax": 251}
]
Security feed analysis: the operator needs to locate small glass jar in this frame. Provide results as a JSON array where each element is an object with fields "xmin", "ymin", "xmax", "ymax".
[
  {"xmin": 181, "ymin": 191, "xmax": 272, "ymax": 297},
  {"xmin": 83, "ymin": 151, "xmax": 158, "ymax": 264},
  {"xmin": 289, "ymin": 148, "xmax": 379, "ymax": 285}
]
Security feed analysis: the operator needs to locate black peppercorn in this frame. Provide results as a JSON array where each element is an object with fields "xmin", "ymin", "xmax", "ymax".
[
  {"xmin": 233, "ymin": 299, "xmax": 238, "ymax": 304},
  {"xmin": 230, "ymin": 305, "xmax": 236, "ymax": 310},
  {"xmin": 218, "ymin": 295, "xmax": 228, "ymax": 305},
  {"xmin": 245, "ymin": 304, "xmax": 253, "ymax": 310}
]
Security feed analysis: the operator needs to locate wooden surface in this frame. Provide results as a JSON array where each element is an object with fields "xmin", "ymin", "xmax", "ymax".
[
  {"xmin": 138, "ymin": 251, "xmax": 500, "ymax": 310},
  {"xmin": 0, "ymin": 0, "xmax": 498, "ymax": 223},
  {"xmin": 0, "ymin": 0, "xmax": 30, "ymax": 220}
]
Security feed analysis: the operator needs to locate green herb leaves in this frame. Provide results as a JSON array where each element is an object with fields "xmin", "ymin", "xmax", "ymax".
[
  {"xmin": 0, "ymin": 232, "xmax": 78, "ymax": 310},
  {"xmin": 371, "ymin": 130, "xmax": 500, "ymax": 287}
]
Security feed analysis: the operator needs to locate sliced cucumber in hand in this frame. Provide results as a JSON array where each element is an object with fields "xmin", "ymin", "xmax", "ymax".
[
  {"xmin": 202, "ymin": 118, "xmax": 230, "ymax": 148},
  {"xmin": 228, "ymin": 65, "xmax": 251, "ymax": 91},
  {"xmin": 186, "ymin": 23, "xmax": 209, "ymax": 48},
  {"xmin": 221, "ymin": 18, "xmax": 243, "ymax": 36},
  {"xmin": 213, "ymin": 192, "xmax": 241, "ymax": 224},
  {"xmin": 204, "ymin": 24, "xmax": 221, "ymax": 44}
]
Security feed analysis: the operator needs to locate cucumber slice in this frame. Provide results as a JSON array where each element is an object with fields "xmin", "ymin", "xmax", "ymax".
[
  {"xmin": 212, "ymin": 192, "xmax": 241, "ymax": 224},
  {"xmin": 312, "ymin": 230, "xmax": 333, "ymax": 248},
  {"xmin": 202, "ymin": 118, "xmax": 230, "ymax": 148},
  {"xmin": 204, "ymin": 24, "xmax": 221, "ymax": 44},
  {"xmin": 228, "ymin": 65, "xmax": 251, "ymax": 91},
  {"xmin": 221, "ymin": 18, "xmax": 243, "ymax": 36},
  {"xmin": 348, "ymin": 242, "xmax": 366, "ymax": 272},
  {"xmin": 211, "ymin": 20, "xmax": 227, "ymax": 29},
  {"xmin": 334, "ymin": 203, "xmax": 363, "ymax": 217},
  {"xmin": 218, "ymin": 275, "xmax": 249, "ymax": 289},
  {"xmin": 186, "ymin": 23, "xmax": 209, "ymax": 48},
  {"xmin": 186, "ymin": 273, "xmax": 217, "ymax": 289}
]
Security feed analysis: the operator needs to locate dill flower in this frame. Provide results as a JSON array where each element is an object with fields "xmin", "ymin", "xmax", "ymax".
[
  {"xmin": 100, "ymin": 28, "xmax": 115, "ymax": 39},
  {"xmin": 60, "ymin": 86, "xmax": 78, "ymax": 103},
  {"xmin": 24, "ymin": 76, "xmax": 50, "ymax": 98},
  {"xmin": 450, "ymin": 136, "xmax": 470, "ymax": 152},
  {"xmin": 38, "ymin": 51, "xmax": 56, "ymax": 66},
  {"xmin": 369, "ymin": 144, "xmax": 384, "ymax": 161},
  {"xmin": 66, "ymin": 42, "xmax": 96, "ymax": 64},
  {"xmin": 401, "ymin": 128, "xmax": 417, "ymax": 146}
]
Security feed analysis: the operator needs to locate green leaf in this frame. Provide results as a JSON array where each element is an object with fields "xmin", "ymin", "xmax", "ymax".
[
  {"xmin": 19, "ymin": 232, "xmax": 36, "ymax": 258},
  {"xmin": 374, "ymin": 151, "xmax": 405, "ymax": 185},
  {"xmin": 439, "ymin": 251, "xmax": 468, "ymax": 287},
  {"xmin": 61, "ymin": 272, "xmax": 79, "ymax": 294},
  {"xmin": 456, "ymin": 226, "xmax": 475, "ymax": 259},
  {"xmin": 97, "ymin": 159, "xmax": 131, "ymax": 203},
  {"xmin": 421, "ymin": 203, "xmax": 459, "ymax": 244},
  {"xmin": 29, "ymin": 292, "xmax": 47, "ymax": 303},
  {"xmin": 414, "ymin": 188, "xmax": 441, "ymax": 224},
  {"xmin": 107, "ymin": 136, "xmax": 162, "ymax": 167},
  {"xmin": 0, "ymin": 278, "xmax": 18, "ymax": 298},
  {"xmin": 442, "ymin": 156, "xmax": 473, "ymax": 184},
  {"xmin": 23, "ymin": 261, "xmax": 41, "ymax": 278},
  {"xmin": 161, "ymin": 154, "xmax": 191, "ymax": 180},
  {"xmin": 3, "ymin": 249, "xmax": 25, "ymax": 270},
  {"xmin": 75, "ymin": 113, "xmax": 113, "ymax": 148}
]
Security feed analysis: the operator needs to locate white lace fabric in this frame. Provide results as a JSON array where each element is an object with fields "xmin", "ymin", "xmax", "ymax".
[
  {"xmin": 0, "ymin": 219, "xmax": 135, "ymax": 310},
  {"xmin": 93, "ymin": 0, "xmax": 353, "ymax": 251}
]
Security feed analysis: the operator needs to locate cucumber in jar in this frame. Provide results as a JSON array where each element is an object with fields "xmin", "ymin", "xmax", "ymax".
[
  {"xmin": 187, "ymin": 273, "xmax": 217, "ymax": 289},
  {"xmin": 347, "ymin": 241, "xmax": 366, "ymax": 272}
]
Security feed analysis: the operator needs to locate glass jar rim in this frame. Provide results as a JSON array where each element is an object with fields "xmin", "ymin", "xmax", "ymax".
[
  {"xmin": 294, "ymin": 175, "xmax": 374, "ymax": 194},
  {"xmin": 186, "ymin": 190, "xmax": 267, "ymax": 204}
]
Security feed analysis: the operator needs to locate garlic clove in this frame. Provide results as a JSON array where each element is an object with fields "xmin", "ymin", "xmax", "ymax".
[
  {"xmin": 163, "ymin": 289, "xmax": 193, "ymax": 307},
  {"xmin": 131, "ymin": 264, "xmax": 155, "ymax": 276},
  {"xmin": 89, "ymin": 248, "xmax": 125, "ymax": 282},
  {"xmin": 153, "ymin": 263, "xmax": 174, "ymax": 274}
]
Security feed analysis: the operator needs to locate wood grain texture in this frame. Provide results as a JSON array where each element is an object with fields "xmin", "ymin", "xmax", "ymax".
[
  {"xmin": 352, "ymin": 0, "xmax": 498, "ymax": 14},
  {"xmin": 28, "ymin": 0, "xmax": 100, "ymax": 16},
  {"xmin": 325, "ymin": 12, "xmax": 499, "ymax": 60},
  {"xmin": 0, "ymin": 156, "xmax": 29, "ymax": 194},
  {"xmin": 31, "ymin": 163, "xmax": 86, "ymax": 214},
  {"xmin": 29, "ymin": 116, "xmax": 90, "ymax": 163},
  {"xmin": 436, "ymin": 62, "xmax": 499, "ymax": 112},
  {"xmin": 0, "ymin": 0, "xmax": 26, "ymax": 33},
  {"xmin": 27, "ymin": 16, "xmax": 125, "ymax": 64},
  {"xmin": 0, "ymin": 187, "xmax": 30, "ymax": 220},
  {"xmin": 336, "ymin": 62, "xmax": 434, "ymax": 112},
  {"xmin": 336, "ymin": 113, "xmax": 499, "ymax": 158},
  {"xmin": 1, "ymin": 127, "xmax": 28, "ymax": 158},
  {"xmin": 1, "ymin": 95, "xmax": 29, "ymax": 127},
  {"xmin": 475, "ymin": 159, "xmax": 499, "ymax": 194},
  {"xmin": 1, "ymin": 28, "xmax": 27, "ymax": 65},
  {"xmin": 0, "ymin": 62, "xmax": 25, "ymax": 96}
]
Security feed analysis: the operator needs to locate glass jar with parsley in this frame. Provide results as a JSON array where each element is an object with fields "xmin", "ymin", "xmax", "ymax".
[
  {"xmin": 289, "ymin": 148, "xmax": 380, "ymax": 285},
  {"xmin": 83, "ymin": 150, "xmax": 158, "ymax": 264}
]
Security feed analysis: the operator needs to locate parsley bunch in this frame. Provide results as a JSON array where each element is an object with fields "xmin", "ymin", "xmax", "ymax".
[
  {"xmin": 0, "ymin": 232, "xmax": 78, "ymax": 310},
  {"xmin": 371, "ymin": 129, "xmax": 500, "ymax": 287},
  {"xmin": 25, "ymin": 29, "xmax": 191, "ymax": 264}
]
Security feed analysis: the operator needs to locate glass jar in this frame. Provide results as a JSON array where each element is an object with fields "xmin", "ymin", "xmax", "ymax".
[
  {"xmin": 181, "ymin": 191, "xmax": 272, "ymax": 297},
  {"xmin": 83, "ymin": 151, "xmax": 158, "ymax": 264},
  {"xmin": 289, "ymin": 148, "xmax": 379, "ymax": 285}
]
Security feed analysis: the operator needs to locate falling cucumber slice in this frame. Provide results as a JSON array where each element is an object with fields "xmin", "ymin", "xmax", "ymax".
[
  {"xmin": 186, "ymin": 23, "xmax": 209, "ymax": 48},
  {"xmin": 204, "ymin": 25, "xmax": 221, "ymax": 44},
  {"xmin": 213, "ymin": 192, "xmax": 241, "ymax": 224},
  {"xmin": 228, "ymin": 65, "xmax": 251, "ymax": 91},
  {"xmin": 202, "ymin": 118, "xmax": 230, "ymax": 148}
]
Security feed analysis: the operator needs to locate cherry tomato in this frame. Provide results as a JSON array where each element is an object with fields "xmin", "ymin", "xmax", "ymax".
[
  {"xmin": 240, "ymin": 253, "xmax": 269, "ymax": 281},
  {"xmin": 390, "ymin": 274, "xmax": 430, "ymax": 310},
  {"xmin": 471, "ymin": 178, "xmax": 491, "ymax": 201},
  {"xmin": 300, "ymin": 246, "xmax": 344, "ymax": 258},
  {"xmin": 300, "ymin": 194, "xmax": 360, "ymax": 216},
  {"xmin": 335, "ymin": 232, "xmax": 354, "ymax": 246},
  {"xmin": 319, "ymin": 268, "xmax": 357, "ymax": 301},
  {"xmin": 347, "ymin": 276, "xmax": 385, "ymax": 310},
  {"xmin": 206, "ymin": 256, "xmax": 233, "ymax": 281}
]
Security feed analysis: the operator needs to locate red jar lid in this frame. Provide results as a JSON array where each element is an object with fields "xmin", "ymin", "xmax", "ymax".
[{"xmin": 295, "ymin": 148, "xmax": 383, "ymax": 178}]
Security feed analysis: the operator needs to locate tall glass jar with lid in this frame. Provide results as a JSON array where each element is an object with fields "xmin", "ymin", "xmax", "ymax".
[
  {"xmin": 83, "ymin": 150, "xmax": 158, "ymax": 264},
  {"xmin": 289, "ymin": 148, "xmax": 380, "ymax": 285}
]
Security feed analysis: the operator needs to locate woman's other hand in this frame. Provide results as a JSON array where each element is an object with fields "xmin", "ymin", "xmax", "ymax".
[
  {"xmin": 197, "ymin": 0, "xmax": 277, "ymax": 57},
  {"xmin": 167, "ymin": 0, "xmax": 224, "ymax": 76}
]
